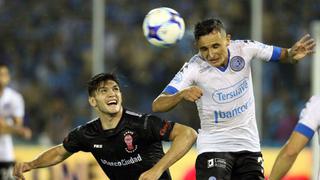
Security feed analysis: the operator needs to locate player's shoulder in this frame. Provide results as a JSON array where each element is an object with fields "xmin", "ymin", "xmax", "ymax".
[
  {"xmin": 124, "ymin": 109, "xmax": 144, "ymax": 119},
  {"xmin": 3, "ymin": 87, "xmax": 23, "ymax": 102},
  {"xmin": 74, "ymin": 118, "xmax": 101, "ymax": 134},
  {"xmin": 4, "ymin": 87, "xmax": 22, "ymax": 97},
  {"xmin": 229, "ymin": 40, "xmax": 258, "ymax": 49},
  {"xmin": 305, "ymin": 95, "xmax": 320, "ymax": 108},
  {"xmin": 124, "ymin": 109, "xmax": 160, "ymax": 128},
  {"xmin": 309, "ymin": 95, "xmax": 320, "ymax": 102},
  {"xmin": 187, "ymin": 54, "xmax": 208, "ymax": 68},
  {"xmin": 124, "ymin": 109, "xmax": 146, "ymax": 124}
]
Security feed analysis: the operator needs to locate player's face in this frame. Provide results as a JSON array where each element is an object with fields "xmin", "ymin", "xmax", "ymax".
[
  {"xmin": 197, "ymin": 31, "xmax": 230, "ymax": 67},
  {"xmin": 92, "ymin": 80, "xmax": 122, "ymax": 115},
  {"xmin": 0, "ymin": 66, "xmax": 10, "ymax": 89}
]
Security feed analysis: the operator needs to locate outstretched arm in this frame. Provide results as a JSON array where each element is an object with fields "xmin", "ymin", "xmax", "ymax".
[
  {"xmin": 13, "ymin": 144, "xmax": 73, "ymax": 180},
  {"xmin": 139, "ymin": 124, "xmax": 197, "ymax": 180},
  {"xmin": 269, "ymin": 132, "xmax": 309, "ymax": 180},
  {"xmin": 279, "ymin": 34, "xmax": 316, "ymax": 64},
  {"xmin": 152, "ymin": 86, "xmax": 203, "ymax": 112}
]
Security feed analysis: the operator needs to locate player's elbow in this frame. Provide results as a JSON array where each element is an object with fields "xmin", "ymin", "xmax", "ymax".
[
  {"xmin": 152, "ymin": 98, "xmax": 163, "ymax": 112},
  {"xmin": 281, "ymin": 145, "xmax": 300, "ymax": 159},
  {"xmin": 151, "ymin": 100, "xmax": 158, "ymax": 112},
  {"xmin": 184, "ymin": 127, "xmax": 197, "ymax": 143}
]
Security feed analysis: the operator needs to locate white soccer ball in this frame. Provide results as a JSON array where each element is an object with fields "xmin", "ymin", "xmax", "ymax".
[{"xmin": 143, "ymin": 7, "xmax": 185, "ymax": 47}]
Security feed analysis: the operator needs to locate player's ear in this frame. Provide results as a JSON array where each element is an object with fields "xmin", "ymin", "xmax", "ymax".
[
  {"xmin": 88, "ymin": 96, "xmax": 97, "ymax": 107},
  {"xmin": 226, "ymin": 34, "xmax": 231, "ymax": 46}
]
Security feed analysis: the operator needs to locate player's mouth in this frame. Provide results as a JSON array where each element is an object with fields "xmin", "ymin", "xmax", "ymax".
[
  {"xmin": 208, "ymin": 58, "xmax": 220, "ymax": 64},
  {"xmin": 107, "ymin": 99, "xmax": 118, "ymax": 106}
]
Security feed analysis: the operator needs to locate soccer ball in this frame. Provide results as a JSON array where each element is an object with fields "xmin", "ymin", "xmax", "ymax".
[{"xmin": 143, "ymin": 7, "xmax": 185, "ymax": 47}]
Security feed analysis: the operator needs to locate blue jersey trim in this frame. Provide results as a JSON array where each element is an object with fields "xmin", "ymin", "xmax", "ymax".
[
  {"xmin": 217, "ymin": 49, "xmax": 230, "ymax": 72},
  {"xmin": 163, "ymin": 85, "xmax": 178, "ymax": 94},
  {"xmin": 270, "ymin": 46, "xmax": 282, "ymax": 62},
  {"xmin": 294, "ymin": 123, "xmax": 315, "ymax": 140}
]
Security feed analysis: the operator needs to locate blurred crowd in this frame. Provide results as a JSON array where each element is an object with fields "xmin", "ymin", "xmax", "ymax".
[{"xmin": 0, "ymin": 0, "xmax": 319, "ymax": 146}]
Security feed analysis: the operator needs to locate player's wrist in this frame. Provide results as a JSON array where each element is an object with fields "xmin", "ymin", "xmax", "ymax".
[{"xmin": 287, "ymin": 48, "xmax": 298, "ymax": 64}]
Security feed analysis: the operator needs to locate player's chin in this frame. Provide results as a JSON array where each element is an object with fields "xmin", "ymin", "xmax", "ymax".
[{"xmin": 106, "ymin": 106, "xmax": 121, "ymax": 114}]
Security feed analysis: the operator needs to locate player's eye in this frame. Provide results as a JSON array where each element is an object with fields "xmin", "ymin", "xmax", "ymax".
[
  {"xmin": 200, "ymin": 47, "xmax": 208, "ymax": 52},
  {"xmin": 98, "ymin": 88, "xmax": 108, "ymax": 94},
  {"xmin": 212, "ymin": 44, "xmax": 220, "ymax": 48}
]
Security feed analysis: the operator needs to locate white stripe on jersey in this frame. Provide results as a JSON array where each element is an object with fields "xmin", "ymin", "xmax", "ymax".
[{"xmin": 164, "ymin": 40, "xmax": 279, "ymax": 153}]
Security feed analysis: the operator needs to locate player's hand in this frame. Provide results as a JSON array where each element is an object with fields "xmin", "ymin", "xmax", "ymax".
[
  {"xmin": 13, "ymin": 162, "xmax": 32, "ymax": 180},
  {"xmin": 18, "ymin": 127, "xmax": 32, "ymax": 139},
  {"xmin": 181, "ymin": 86, "xmax": 203, "ymax": 102},
  {"xmin": 289, "ymin": 34, "xmax": 316, "ymax": 60},
  {"xmin": 138, "ymin": 168, "xmax": 162, "ymax": 180}
]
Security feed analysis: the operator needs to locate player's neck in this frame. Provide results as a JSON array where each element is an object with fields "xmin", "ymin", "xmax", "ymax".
[{"xmin": 99, "ymin": 107, "xmax": 123, "ymax": 130}]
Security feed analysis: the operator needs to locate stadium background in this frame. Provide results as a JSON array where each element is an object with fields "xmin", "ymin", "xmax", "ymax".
[{"xmin": 1, "ymin": 0, "xmax": 319, "ymax": 179}]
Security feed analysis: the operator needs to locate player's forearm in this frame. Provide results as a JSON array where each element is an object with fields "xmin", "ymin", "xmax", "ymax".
[
  {"xmin": 269, "ymin": 148, "xmax": 298, "ymax": 180},
  {"xmin": 0, "ymin": 124, "xmax": 22, "ymax": 136},
  {"xmin": 152, "ymin": 92, "xmax": 184, "ymax": 112},
  {"xmin": 28, "ymin": 145, "xmax": 72, "ymax": 169},
  {"xmin": 153, "ymin": 127, "xmax": 197, "ymax": 173}
]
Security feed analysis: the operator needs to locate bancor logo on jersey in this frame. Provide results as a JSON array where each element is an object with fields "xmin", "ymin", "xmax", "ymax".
[{"xmin": 212, "ymin": 78, "xmax": 249, "ymax": 104}]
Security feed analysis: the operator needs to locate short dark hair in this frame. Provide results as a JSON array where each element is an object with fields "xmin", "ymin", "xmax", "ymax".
[
  {"xmin": 87, "ymin": 73, "xmax": 120, "ymax": 96},
  {"xmin": 0, "ymin": 61, "xmax": 9, "ymax": 68},
  {"xmin": 194, "ymin": 18, "xmax": 226, "ymax": 41}
]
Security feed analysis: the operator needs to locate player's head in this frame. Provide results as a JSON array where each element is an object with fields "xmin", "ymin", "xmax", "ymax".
[
  {"xmin": 0, "ymin": 62, "xmax": 10, "ymax": 90},
  {"xmin": 87, "ymin": 73, "xmax": 122, "ymax": 115},
  {"xmin": 194, "ymin": 18, "xmax": 231, "ymax": 67}
]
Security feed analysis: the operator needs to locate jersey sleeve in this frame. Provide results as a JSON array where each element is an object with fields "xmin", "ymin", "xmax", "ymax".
[
  {"xmin": 63, "ymin": 126, "xmax": 85, "ymax": 153},
  {"xmin": 162, "ymin": 61, "xmax": 197, "ymax": 95},
  {"xmin": 241, "ymin": 40, "xmax": 282, "ymax": 62},
  {"xmin": 144, "ymin": 115, "xmax": 175, "ymax": 142},
  {"xmin": 12, "ymin": 93, "xmax": 25, "ymax": 118},
  {"xmin": 294, "ymin": 96, "xmax": 320, "ymax": 140}
]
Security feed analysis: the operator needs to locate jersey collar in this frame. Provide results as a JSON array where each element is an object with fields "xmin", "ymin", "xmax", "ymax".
[{"xmin": 97, "ymin": 109, "xmax": 126, "ymax": 137}]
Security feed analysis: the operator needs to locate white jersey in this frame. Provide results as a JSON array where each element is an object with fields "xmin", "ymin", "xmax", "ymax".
[
  {"xmin": 294, "ymin": 95, "xmax": 320, "ymax": 143},
  {"xmin": 0, "ymin": 87, "xmax": 25, "ymax": 162},
  {"xmin": 294, "ymin": 95, "xmax": 320, "ymax": 179},
  {"xmin": 163, "ymin": 40, "xmax": 282, "ymax": 154}
]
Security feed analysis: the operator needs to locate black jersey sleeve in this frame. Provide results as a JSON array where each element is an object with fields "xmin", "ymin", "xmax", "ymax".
[
  {"xmin": 145, "ymin": 115, "xmax": 175, "ymax": 142},
  {"xmin": 63, "ymin": 126, "xmax": 85, "ymax": 153}
]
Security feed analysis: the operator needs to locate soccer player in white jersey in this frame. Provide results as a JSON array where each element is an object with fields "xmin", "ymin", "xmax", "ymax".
[
  {"xmin": 269, "ymin": 95, "xmax": 320, "ymax": 180},
  {"xmin": 152, "ymin": 18, "xmax": 315, "ymax": 179},
  {"xmin": 0, "ymin": 62, "xmax": 31, "ymax": 180}
]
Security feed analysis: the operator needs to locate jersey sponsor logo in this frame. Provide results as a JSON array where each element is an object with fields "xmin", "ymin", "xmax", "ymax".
[
  {"xmin": 123, "ymin": 131, "xmax": 137, "ymax": 153},
  {"xmin": 100, "ymin": 153, "xmax": 142, "ymax": 167},
  {"xmin": 212, "ymin": 78, "xmax": 249, "ymax": 104},
  {"xmin": 207, "ymin": 158, "xmax": 226, "ymax": 169},
  {"xmin": 230, "ymin": 56, "xmax": 245, "ymax": 72},
  {"xmin": 213, "ymin": 99, "xmax": 252, "ymax": 122},
  {"xmin": 93, "ymin": 144, "xmax": 103, "ymax": 148}
]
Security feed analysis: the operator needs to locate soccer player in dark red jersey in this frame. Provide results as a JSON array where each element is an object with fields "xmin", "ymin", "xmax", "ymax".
[{"xmin": 13, "ymin": 73, "xmax": 197, "ymax": 180}]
